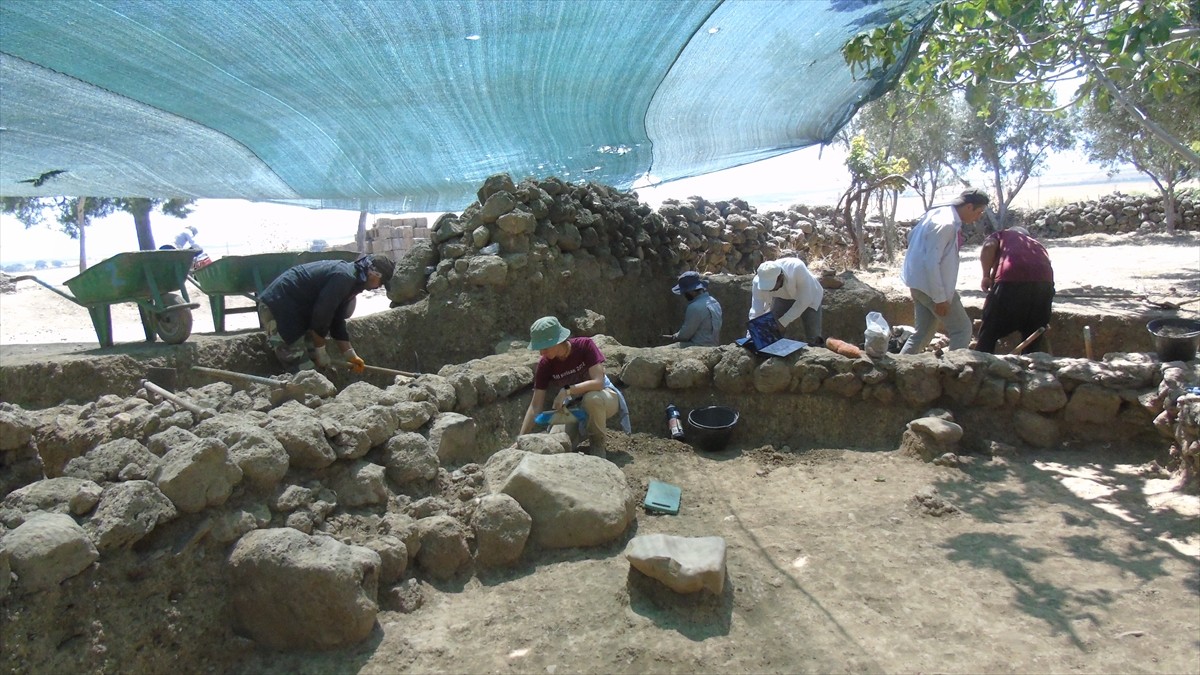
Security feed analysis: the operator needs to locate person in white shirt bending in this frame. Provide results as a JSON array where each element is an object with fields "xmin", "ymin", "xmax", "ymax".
[{"xmin": 749, "ymin": 257, "xmax": 824, "ymax": 345}]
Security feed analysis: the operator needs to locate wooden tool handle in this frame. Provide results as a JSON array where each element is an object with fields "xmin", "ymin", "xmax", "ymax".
[
  {"xmin": 331, "ymin": 362, "xmax": 420, "ymax": 378},
  {"xmin": 142, "ymin": 380, "xmax": 215, "ymax": 420},
  {"xmin": 192, "ymin": 366, "xmax": 286, "ymax": 389},
  {"xmin": 1011, "ymin": 326, "xmax": 1048, "ymax": 355}
]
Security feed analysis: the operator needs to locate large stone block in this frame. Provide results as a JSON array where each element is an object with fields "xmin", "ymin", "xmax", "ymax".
[
  {"xmin": 472, "ymin": 494, "xmax": 531, "ymax": 568},
  {"xmin": 228, "ymin": 528, "xmax": 380, "ymax": 650},
  {"xmin": 1, "ymin": 513, "xmax": 97, "ymax": 594},
  {"xmin": 1063, "ymin": 384, "xmax": 1123, "ymax": 425},
  {"xmin": 428, "ymin": 413, "xmax": 479, "ymax": 465},
  {"xmin": 500, "ymin": 453, "xmax": 635, "ymax": 549}
]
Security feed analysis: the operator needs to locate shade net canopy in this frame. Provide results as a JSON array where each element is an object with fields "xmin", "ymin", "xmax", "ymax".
[{"xmin": 0, "ymin": 0, "xmax": 934, "ymax": 212}]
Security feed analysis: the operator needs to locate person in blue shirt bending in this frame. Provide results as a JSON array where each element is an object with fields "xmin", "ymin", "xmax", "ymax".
[{"xmin": 664, "ymin": 271, "xmax": 723, "ymax": 347}]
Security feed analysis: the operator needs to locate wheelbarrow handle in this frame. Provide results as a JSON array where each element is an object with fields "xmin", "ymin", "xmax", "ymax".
[
  {"xmin": 141, "ymin": 379, "xmax": 216, "ymax": 420},
  {"xmin": 11, "ymin": 275, "xmax": 81, "ymax": 304}
]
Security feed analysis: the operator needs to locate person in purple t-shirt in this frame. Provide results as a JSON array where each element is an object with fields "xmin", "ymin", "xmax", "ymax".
[
  {"xmin": 518, "ymin": 316, "xmax": 621, "ymax": 458},
  {"xmin": 976, "ymin": 226, "xmax": 1055, "ymax": 354}
]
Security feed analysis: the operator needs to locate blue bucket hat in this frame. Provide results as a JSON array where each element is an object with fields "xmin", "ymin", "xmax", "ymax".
[
  {"xmin": 528, "ymin": 316, "xmax": 571, "ymax": 350},
  {"xmin": 671, "ymin": 271, "xmax": 708, "ymax": 295}
]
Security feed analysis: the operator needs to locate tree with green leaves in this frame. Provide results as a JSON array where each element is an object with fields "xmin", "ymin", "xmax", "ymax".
[
  {"xmin": 961, "ymin": 82, "xmax": 1076, "ymax": 224},
  {"xmin": 847, "ymin": 88, "xmax": 971, "ymax": 212},
  {"xmin": 2, "ymin": 197, "xmax": 194, "ymax": 271},
  {"xmin": 843, "ymin": 0, "xmax": 1200, "ymax": 172},
  {"xmin": 1, "ymin": 197, "xmax": 116, "ymax": 271},
  {"xmin": 838, "ymin": 135, "xmax": 911, "ymax": 267},
  {"xmin": 1082, "ymin": 89, "xmax": 1199, "ymax": 232}
]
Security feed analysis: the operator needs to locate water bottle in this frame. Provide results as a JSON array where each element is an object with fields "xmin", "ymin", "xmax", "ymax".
[{"xmin": 666, "ymin": 404, "xmax": 685, "ymax": 440}]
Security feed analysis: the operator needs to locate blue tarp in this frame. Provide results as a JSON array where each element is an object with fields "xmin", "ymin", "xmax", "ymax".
[{"xmin": 0, "ymin": 0, "xmax": 935, "ymax": 211}]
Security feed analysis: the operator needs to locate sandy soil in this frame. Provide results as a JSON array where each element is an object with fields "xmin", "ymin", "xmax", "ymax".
[
  {"xmin": 855, "ymin": 231, "xmax": 1200, "ymax": 319},
  {"xmin": 232, "ymin": 435, "xmax": 1199, "ymax": 675}
]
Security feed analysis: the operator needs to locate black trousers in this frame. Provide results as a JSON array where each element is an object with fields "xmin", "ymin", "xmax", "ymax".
[{"xmin": 976, "ymin": 281, "xmax": 1055, "ymax": 354}]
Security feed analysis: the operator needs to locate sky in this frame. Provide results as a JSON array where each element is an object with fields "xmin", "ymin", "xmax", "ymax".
[{"xmin": 0, "ymin": 144, "xmax": 1156, "ymax": 268}]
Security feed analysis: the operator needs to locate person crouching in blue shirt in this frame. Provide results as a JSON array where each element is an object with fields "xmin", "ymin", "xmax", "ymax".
[{"xmin": 663, "ymin": 271, "xmax": 723, "ymax": 347}]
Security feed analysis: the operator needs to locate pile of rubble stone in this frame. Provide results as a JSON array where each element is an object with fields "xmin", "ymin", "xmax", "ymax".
[
  {"xmin": 399, "ymin": 173, "xmax": 1198, "ymax": 296},
  {"xmin": 0, "ymin": 365, "xmax": 640, "ymax": 656},
  {"xmin": 407, "ymin": 174, "xmax": 856, "ymax": 299}
]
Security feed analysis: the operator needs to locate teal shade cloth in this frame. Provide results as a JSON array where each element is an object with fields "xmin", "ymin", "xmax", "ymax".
[{"xmin": 0, "ymin": 0, "xmax": 934, "ymax": 211}]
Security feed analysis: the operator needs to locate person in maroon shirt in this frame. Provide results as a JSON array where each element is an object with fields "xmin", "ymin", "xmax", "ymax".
[
  {"xmin": 517, "ymin": 316, "xmax": 628, "ymax": 458},
  {"xmin": 976, "ymin": 226, "xmax": 1055, "ymax": 353}
]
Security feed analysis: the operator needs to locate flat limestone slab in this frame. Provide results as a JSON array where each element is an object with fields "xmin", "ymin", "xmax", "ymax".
[{"xmin": 624, "ymin": 533, "xmax": 726, "ymax": 594}]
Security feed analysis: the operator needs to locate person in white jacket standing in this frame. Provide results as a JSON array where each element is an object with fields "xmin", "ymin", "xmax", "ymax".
[
  {"xmin": 898, "ymin": 188, "xmax": 990, "ymax": 354},
  {"xmin": 749, "ymin": 257, "xmax": 824, "ymax": 344}
]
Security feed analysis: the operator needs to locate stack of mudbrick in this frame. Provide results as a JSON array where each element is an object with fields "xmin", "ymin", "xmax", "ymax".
[{"xmin": 333, "ymin": 217, "xmax": 430, "ymax": 258}]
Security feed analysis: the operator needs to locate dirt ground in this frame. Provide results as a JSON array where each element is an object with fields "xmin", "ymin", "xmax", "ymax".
[
  {"xmin": 854, "ymin": 231, "xmax": 1200, "ymax": 319},
  {"xmin": 233, "ymin": 434, "xmax": 1199, "ymax": 675}
]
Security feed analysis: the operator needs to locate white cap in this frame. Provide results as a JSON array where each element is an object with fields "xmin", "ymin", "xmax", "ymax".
[{"xmin": 754, "ymin": 260, "xmax": 783, "ymax": 291}]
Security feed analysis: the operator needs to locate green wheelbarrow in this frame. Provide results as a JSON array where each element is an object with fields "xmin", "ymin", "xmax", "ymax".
[
  {"xmin": 13, "ymin": 249, "xmax": 201, "ymax": 348},
  {"xmin": 190, "ymin": 250, "xmax": 357, "ymax": 332}
]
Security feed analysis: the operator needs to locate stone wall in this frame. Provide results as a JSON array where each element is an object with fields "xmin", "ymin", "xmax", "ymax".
[
  {"xmin": 447, "ymin": 342, "xmax": 1196, "ymax": 455},
  {"xmin": 1010, "ymin": 189, "xmax": 1200, "ymax": 240}
]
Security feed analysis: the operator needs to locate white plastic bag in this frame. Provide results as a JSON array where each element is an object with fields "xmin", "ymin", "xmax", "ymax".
[{"xmin": 864, "ymin": 311, "xmax": 889, "ymax": 357}]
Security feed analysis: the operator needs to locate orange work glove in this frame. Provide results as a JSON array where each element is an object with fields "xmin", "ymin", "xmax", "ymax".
[{"xmin": 344, "ymin": 349, "xmax": 366, "ymax": 374}]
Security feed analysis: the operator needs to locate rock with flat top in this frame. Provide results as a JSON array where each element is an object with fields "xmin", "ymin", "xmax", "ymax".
[
  {"xmin": 228, "ymin": 528, "xmax": 380, "ymax": 650},
  {"xmin": 624, "ymin": 534, "xmax": 727, "ymax": 594},
  {"xmin": 500, "ymin": 453, "xmax": 634, "ymax": 549}
]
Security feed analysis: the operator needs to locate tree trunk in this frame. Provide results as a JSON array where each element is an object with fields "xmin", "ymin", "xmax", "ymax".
[
  {"xmin": 990, "ymin": 164, "xmax": 1008, "ymax": 226},
  {"xmin": 356, "ymin": 203, "xmax": 368, "ymax": 254},
  {"xmin": 854, "ymin": 199, "xmax": 871, "ymax": 269},
  {"xmin": 884, "ymin": 191, "xmax": 900, "ymax": 264},
  {"xmin": 128, "ymin": 198, "xmax": 156, "ymax": 250},
  {"xmin": 1163, "ymin": 183, "xmax": 1178, "ymax": 234},
  {"xmin": 76, "ymin": 197, "xmax": 88, "ymax": 272}
]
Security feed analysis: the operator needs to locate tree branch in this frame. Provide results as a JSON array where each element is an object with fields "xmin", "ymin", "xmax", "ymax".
[{"xmin": 1081, "ymin": 51, "xmax": 1200, "ymax": 170}]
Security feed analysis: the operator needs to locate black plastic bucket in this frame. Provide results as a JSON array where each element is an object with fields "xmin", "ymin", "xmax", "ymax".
[
  {"xmin": 687, "ymin": 406, "xmax": 739, "ymax": 452},
  {"xmin": 1147, "ymin": 318, "xmax": 1200, "ymax": 362}
]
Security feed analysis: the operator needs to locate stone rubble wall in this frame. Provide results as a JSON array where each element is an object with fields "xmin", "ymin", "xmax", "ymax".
[
  {"xmin": 390, "ymin": 173, "xmax": 1197, "ymax": 296},
  {"xmin": 1007, "ymin": 189, "xmax": 1200, "ymax": 241},
  {"xmin": 463, "ymin": 342, "xmax": 1199, "ymax": 456}
]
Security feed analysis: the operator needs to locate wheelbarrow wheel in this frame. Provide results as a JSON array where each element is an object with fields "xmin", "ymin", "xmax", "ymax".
[{"xmin": 156, "ymin": 292, "xmax": 193, "ymax": 344}]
